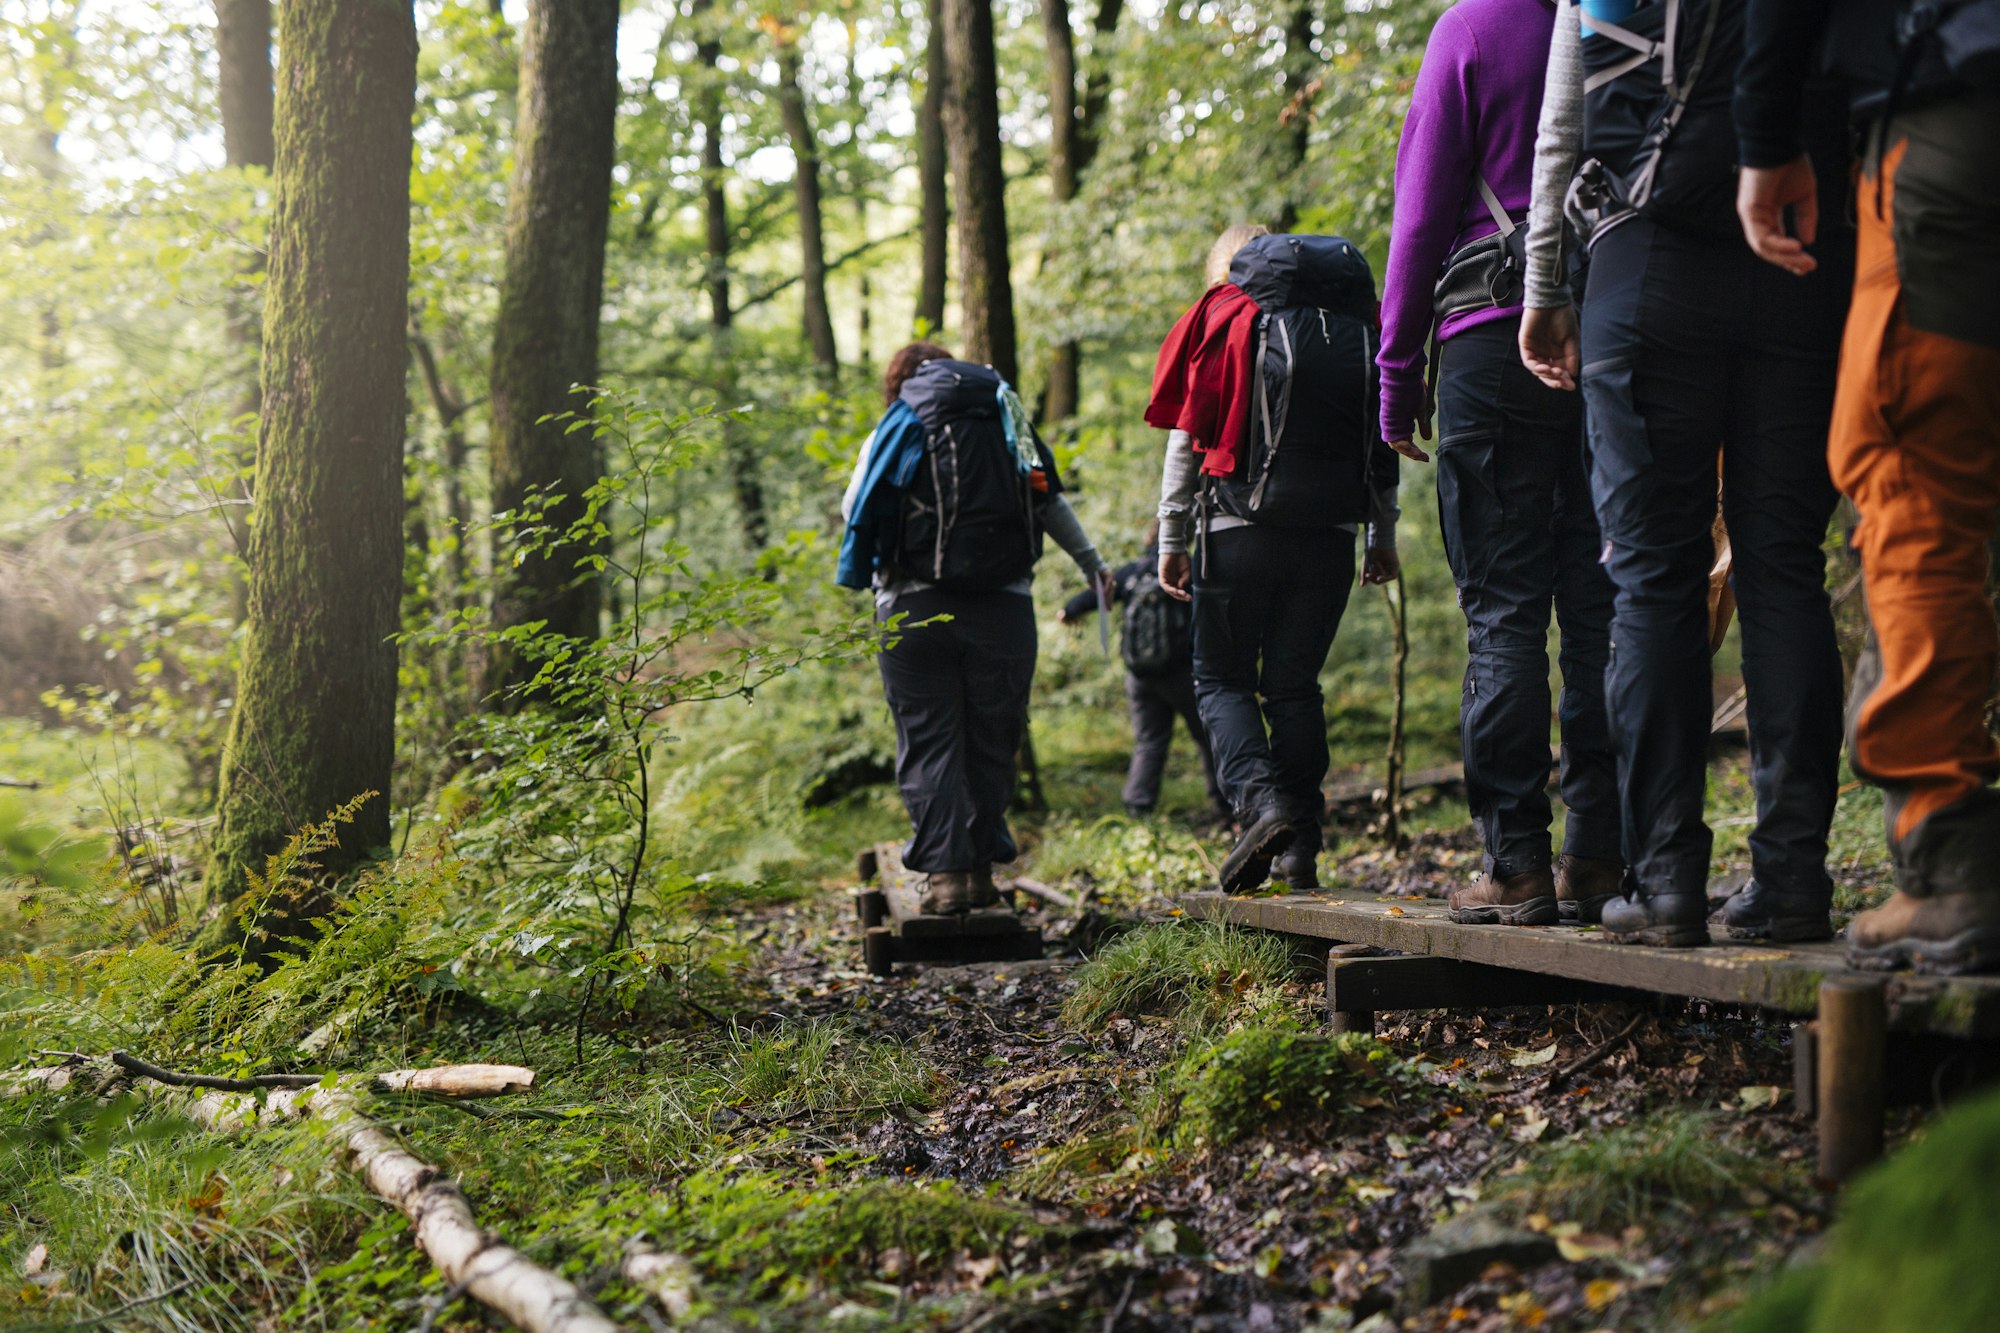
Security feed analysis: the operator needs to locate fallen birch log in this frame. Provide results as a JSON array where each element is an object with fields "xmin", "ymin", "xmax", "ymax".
[
  {"xmin": 10, "ymin": 1058, "xmax": 612, "ymax": 1333},
  {"xmin": 622, "ymin": 1238, "xmax": 699, "ymax": 1320}
]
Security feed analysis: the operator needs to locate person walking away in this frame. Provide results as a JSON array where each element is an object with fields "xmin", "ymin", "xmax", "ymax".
[
  {"xmin": 1149, "ymin": 229, "xmax": 1402, "ymax": 894},
  {"xmin": 838, "ymin": 343, "xmax": 1109, "ymax": 914},
  {"xmin": 1734, "ymin": 0, "xmax": 2000, "ymax": 974},
  {"xmin": 1518, "ymin": 0, "xmax": 1854, "ymax": 946},
  {"xmin": 1378, "ymin": 0, "xmax": 1624, "ymax": 928},
  {"xmin": 1059, "ymin": 521, "xmax": 1225, "ymax": 818}
]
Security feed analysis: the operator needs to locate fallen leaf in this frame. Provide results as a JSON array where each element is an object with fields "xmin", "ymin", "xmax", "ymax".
[
  {"xmin": 1386, "ymin": 906, "xmax": 1407, "ymax": 917},
  {"xmin": 1509, "ymin": 1043, "xmax": 1559, "ymax": 1067},
  {"xmin": 1512, "ymin": 1112, "xmax": 1551, "ymax": 1143},
  {"xmin": 22, "ymin": 1244, "xmax": 46, "ymax": 1276},
  {"xmin": 1350, "ymin": 1182, "xmax": 1397, "ymax": 1202},
  {"xmin": 1737, "ymin": 1085, "xmax": 1787, "ymax": 1111},
  {"xmin": 1585, "ymin": 1278, "xmax": 1625, "ymax": 1311},
  {"xmin": 1556, "ymin": 1232, "xmax": 1621, "ymax": 1262}
]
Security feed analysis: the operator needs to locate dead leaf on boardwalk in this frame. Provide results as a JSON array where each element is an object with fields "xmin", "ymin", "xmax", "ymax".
[
  {"xmin": 1737, "ymin": 1085, "xmax": 1787, "ymax": 1110},
  {"xmin": 1385, "ymin": 906, "xmax": 1407, "ymax": 917},
  {"xmin": 1508, "ymin": 1043, "xmax": 1559, "ymax": 1067}
]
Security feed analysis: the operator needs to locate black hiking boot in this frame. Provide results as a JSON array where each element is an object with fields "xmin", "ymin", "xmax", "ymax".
[
  {"xmin": 1556, "ymin": 855, "xmax": 1623, "ymax": 925},
  {"xmin": 1448, "ymin": 867, "xmax": 1559, "ymax": 927},
  {"xmin": 1601, "ymin": 890, "xmax": 1710, "ymax": 948},
  {"xmin": 1219, "ymin": 809, "xmax": 1296, "ymax": 895},
  {"xmin": 1270, "ymin": 822, "xmax": 1323, "ymax": 892},
  {"xmin": 970, "ymin": 865, "xmax": 1004, "ymax": 911},
  {"xmin": 1708, "ymin": 879, "xmax": 1833, "ymax": 943}
]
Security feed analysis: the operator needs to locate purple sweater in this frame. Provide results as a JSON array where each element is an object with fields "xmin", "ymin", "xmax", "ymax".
[{"xmin": 1376, "ymin": 0, "xmax": 1556, "ymax": 444}]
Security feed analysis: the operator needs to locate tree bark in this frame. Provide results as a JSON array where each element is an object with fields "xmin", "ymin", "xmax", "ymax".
[
  {"xmin": 776, "ymin": 37, "xmax": 838, "ymax": 375},
  {"xmin": 1277, "ymin": 1, "xmax": 1318, "ymax": 233},
  {"xmin": 694, "ymin": 0, "xmax": 767, "ymax": 552},
  {"xmin": 486, "ymin": 0, "xmax": 620, "ymax": 700},
  {"xmin": 204, "ymin": 0, "xmax": 418, "ymax": 944},
  {"xmin": 939, "ymin": 0, "xmax": 1017, "ymax": 385},
  {"xmin": 915, "ymin": 0, "xmax": 949, "ymax": 334},
  {"xmin": 1039, "ymin": 0, "xmax": 1080, "ymax": 423}
]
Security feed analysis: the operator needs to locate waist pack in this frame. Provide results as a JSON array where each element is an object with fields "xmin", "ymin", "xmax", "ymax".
[
  {"xmin": 1121, "ymin": 582, "xmax": 1192, "ymax": 678},
  {"xmin": 894, "ymin": 359, "xmax": 1048, "ymax": 591},
  {"xmin": 1568, "ymin": 0, "xmax": 1739, "ymax": 246},
  {"xmin": 1433, "ymin": 176, "xmax": 1528, "ymax": 321}
]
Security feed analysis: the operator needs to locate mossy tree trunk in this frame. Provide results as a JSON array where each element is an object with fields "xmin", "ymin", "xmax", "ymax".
[
  {"xmin": 204, "ymin": 0, "xmax": 418, "ymax": 948},
  {"xmin": 914, "ymin": 0, "xmax": 949, "ymax": 335},
  {"xmin": 1038, "ymin": 0, "xmax": 1121, "ymax": 425},
  {"xmin": 215, "ymin": 0, "xmax": 275, "ymax": 621},
  {"xmin": 486, "ymin": 0, "xmax": 620, "ymax": 699},
  {"xmin": 939, "ymin": 0, "xmax": 1016, "ymax": 385},
  {"xmin": 776, "ymin": 36, "xmax": 838, "ymax": 376}
]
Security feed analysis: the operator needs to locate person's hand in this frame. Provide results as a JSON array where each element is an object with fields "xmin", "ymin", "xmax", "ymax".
[
  {"xmin": 1361, "ymin": 546, "xmax": 1401, "ymax": 586},
  {"xmin": 1388, "ymin": 437, "xmax": 1431, "ymax": 464},
  {"xmin": 1158, "ymin": 551, "xmax": 1192, "ymax": 603},
  {"xmin": 1057, "ymin": 610, "xmax": 1079, "ymax": 627},
  {"xmin": 1519, "ymin": 304, "xmax": 1581, "ymax": 392},
  {"xmin": 1737, "ymin": 154, "xmax": 1820, "ymax": 276}
]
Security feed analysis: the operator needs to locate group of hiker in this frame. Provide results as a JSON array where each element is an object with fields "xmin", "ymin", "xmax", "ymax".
[{"xmin": 837, "ymin": 0, "xmax": 2000, "ymax": 977}]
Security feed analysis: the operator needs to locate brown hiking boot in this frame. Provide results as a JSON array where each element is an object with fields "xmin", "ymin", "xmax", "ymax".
[
  {"xmin": 1848, "ymin": 891, "xmax": 2000, "ymax": 976},
  {"xmin": 1555, "ymin": 855, "xmax": 1622, "ymax": 925},
  {"xmin": 1448, "ymin": 867, "xmax": 1558, "ymax": 927},
  {"xmin": 918, "ymin": 871, "xmax": 977, "ymax": 915}
]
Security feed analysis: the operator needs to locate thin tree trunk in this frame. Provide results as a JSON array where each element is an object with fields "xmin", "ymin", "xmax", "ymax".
[
  {"xmin": 487, "ymin": 0, "xmax": 621, "ymax": 702},
  {"xmin": 1277, "ymin": 1, "xmax": 1317, "ymax": 233},
  {"xmin": 915, "ymin": 0, "xmax": 949, "ymax": 335},
  {"xmin": 776, "ymin": 38, "xmax": 838, "ymax": 375},
  {"xmin": 939, "ymin": 0, "xmax": 1017, "ymax": 385},
  {"xmin": 1074, "ymin": 0, "xmax": 1123, "ymax": 177},
  {"xmin": 1039, "ymin": 0, "xmax": 1080, "ymax": 423},
  {"xmin": 214, "ymin": 0, "xmax": 275, "ymax": 623},
  {"xmin": 204, "ymin": 0, "xmax": 418, "ymax": 950},
  {"xmin": 848, "ymin": 22, "xmax": 873, "ymax": 368},
  {"xmin": 693, "ymin": 0, "xmax": 768, "ymax": 552}
]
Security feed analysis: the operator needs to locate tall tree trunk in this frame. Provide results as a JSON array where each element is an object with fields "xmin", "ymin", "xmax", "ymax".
[
  {"xmin": 1277, "ymin": 1, "xmax": 1317, "ymax": 233},
  {"xmin": 215, "ymin": 0, "xmax": 275, "ymax": 622},
  {"xmin": 847, "ymin": 21, "xmax": 873, "ymax": 368},
  {"xmin": 939, "ymin": 0, "xmax": 1017, "ymax": 385},
  {"xmin": 486, "ymin": 0, "xmax": 621, "ymax": 700},
  {"xmin": 1039, "ymin": 0, "xmax": 1080, "ymax": 423},
  {"xmin": 1074, "ymin": 0, "xmax": 1123, "ymax": 178},
  {"xmin": 694, "ymin": 0, "xmax": 767, "ymax": 552},
  {"xmin": 914, "ymin": 0, "xmax": 949, "ymax": 335},
  {"xmin": 776, "ymin": 38, "xmax": 838, "ymax": 375},
  {"xmin": 204, "ymin": 0, "xmax": 418, "ymax": 949}
]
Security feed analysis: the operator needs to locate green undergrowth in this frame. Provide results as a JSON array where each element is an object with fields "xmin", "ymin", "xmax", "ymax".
[
  {"xmin": 1062, "ymin": 920, "xmax": 1296, "ymax": 1032},
  {"xmin": 1495, "ymin": 1109, "xmax": 1769, "ymax": 1234},
  {"xmin": 1725, "ymin": 1085, "xmax": 2000, "ymax": 1333},
  {"xmin": 1144, "ymin": 1025, "xmax": 1413, "ymax": 1152}
]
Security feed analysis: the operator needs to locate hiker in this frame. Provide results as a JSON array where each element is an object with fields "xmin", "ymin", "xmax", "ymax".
[
  {"xmin": 1057, "ymin": 521, "xmax": 1224, "ymax": 819},
  {"xmin": 1148, "ymin": 226, "xmax": 1401, "ymax": 894},
  {"xmin": 1733, "ymin": 0, "xmax": 2000, "ymax": 975},
  {"xmin": 837, "ymin": 342, "xmax": 1109, "ymax": 915},
  {"xmin": 1377, "ymin": 0, "xmax": 1623, "ymax": 929},
  {"xmin": 1519, "ymin": 0, "xmax": 1854, "ymax": 947}
]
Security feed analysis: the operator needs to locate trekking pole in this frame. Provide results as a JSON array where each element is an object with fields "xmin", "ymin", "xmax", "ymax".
[{"xmin": 1381, "ymin": 572, "xmax": 1408, "ymax": 849}]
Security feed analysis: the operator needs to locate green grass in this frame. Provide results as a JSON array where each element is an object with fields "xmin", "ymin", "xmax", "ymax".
[
  {"xmin": 1496, "ymin": 1110, "xmax": 1767, "ymax": 1233},
  {"xmin": 1143, "ymin": 1027, "xmax": 1410, "ymax": 1152},
  {"xmin": 721, "ymin": 1018, "xmax": 942, "ymax": 1115},
  {"xmin": 1062, "ymin": 919, "xmax": 1296, "ymax": 1032}
]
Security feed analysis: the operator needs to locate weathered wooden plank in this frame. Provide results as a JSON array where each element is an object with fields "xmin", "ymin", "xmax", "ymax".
[
  {"xmin": 860, "ymin": 842, "xmax": 1044, "ymax": 968},
  {"xmin": 1180, "ymin": 889, "xmax": 2000, "ymax": 1038}
]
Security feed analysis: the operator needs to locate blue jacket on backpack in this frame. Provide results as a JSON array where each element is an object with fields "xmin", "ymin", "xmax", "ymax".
[{"xmin": 835, "ymin": 400, "xmax": 928, "ymax": 590}]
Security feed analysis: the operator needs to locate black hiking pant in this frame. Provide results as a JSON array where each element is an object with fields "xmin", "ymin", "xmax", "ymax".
[
  {"xmin": 1581, "ymin": 218, "xmax": 1851, "ymax": 900},
  {"xmin": 1123, "ymin": 666, "xmax": 1221, "ymax": 815},
  {"xmin": 1435, "ymin": 318, "xmax": 1621, "ymax": 876},
  {"xmin": 1190, "ymin": 525, "xmax": 1357, "ymax": 825},
  {"xmin": 877, "ymin": 589, "xmax": 1036, "ymax": 873}
]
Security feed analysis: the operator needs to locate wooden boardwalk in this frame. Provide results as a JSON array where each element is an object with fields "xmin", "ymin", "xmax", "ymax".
[{"xmin": 1179, "ymin": 887, "xmax": 2000, "ymax": 1181}]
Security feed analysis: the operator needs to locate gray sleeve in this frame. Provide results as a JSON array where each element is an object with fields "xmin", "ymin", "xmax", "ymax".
[
  {"xmin": 1155, "ymin": 429, "xmax": 1200, "ymax": 556},
  {"xmin": 1525, "ymin": 0, "xmax": 1584, "ymax": 310},
  {"xmin": 1039, "ymin": 493, "xmax": 1107, "ymax": 580}
]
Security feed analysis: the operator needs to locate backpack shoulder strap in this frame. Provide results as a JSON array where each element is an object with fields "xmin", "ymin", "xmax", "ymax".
[{"xmin": 1474, "ymin": 174, "xmax": 1517, "ymax": 237}]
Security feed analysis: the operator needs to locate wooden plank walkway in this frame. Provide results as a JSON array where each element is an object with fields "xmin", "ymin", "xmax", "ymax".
[
  {"xmin": 854, "ymin": 843, "xmax": 1044, "ymax": 975},
  {"xmin": 1179, "ymin": 888, "xmax": 2000, "ymax": 1038}
]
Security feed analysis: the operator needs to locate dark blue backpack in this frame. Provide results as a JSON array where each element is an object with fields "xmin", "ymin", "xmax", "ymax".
[{"xmin": 894, "ymin": 359, "xmax": 1048, "ymax": 591}]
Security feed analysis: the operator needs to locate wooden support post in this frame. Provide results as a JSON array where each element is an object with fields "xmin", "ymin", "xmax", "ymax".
[
  {"xmin": 1817, "ymin": 976, "xmax": 1887, "ymax": 1185},
  {"xmin": 1327, "ymin": 944, "xmax": 1374, "ymax": 1035}
]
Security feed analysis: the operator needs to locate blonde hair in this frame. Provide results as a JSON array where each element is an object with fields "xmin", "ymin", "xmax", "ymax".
[{"xmin": 1205, "ymin": 222, "xmax": 1271, "ymax": 287}]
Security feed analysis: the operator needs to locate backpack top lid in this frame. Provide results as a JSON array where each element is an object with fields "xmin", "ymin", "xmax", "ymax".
[
  {"xmin": 1228, "ymin": 234, "xmax": 1375, "ymax": 320},
  {"xmin": 898, "ymin": 357, "xmax": 1005, "ymax": 432}
]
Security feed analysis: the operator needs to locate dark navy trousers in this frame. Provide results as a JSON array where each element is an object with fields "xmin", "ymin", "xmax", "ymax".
[
  {"xmin": 1580, "ymin": 218, "xmax": 1850, "ymax": 900},
  {"xmin": 1435, "ymin": 317, "xmax": 1621, "ymax": 876}
]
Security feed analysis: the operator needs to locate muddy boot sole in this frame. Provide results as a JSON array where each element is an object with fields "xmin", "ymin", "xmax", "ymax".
[
  {"xmin": 1605, "ymin": 922, "xmax": 1711, "ymax": 948},
  {"xmin": 1450, "ymin": 896, "xmax": 1560, "ymax": 927},
  {"xmin": 1849, "ymin": 926, "xmax": 2000, "ymax": 977},
  {"xmin": 1718, "ymin": 916, "xmax": 1834, "ymax": 944},
  {"xmin": 1558, "ymin": 895, "xmax": 1617, "ymax": 926},
  {"xmin": 1219, "ymin": 818, "xmax": 1296, "ymax": 895}
]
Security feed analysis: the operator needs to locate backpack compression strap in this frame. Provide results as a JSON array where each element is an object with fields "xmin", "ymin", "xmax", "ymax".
[{"xmin": 1576, "ymin": 0, "xmax": 1722, "ymax": 212}]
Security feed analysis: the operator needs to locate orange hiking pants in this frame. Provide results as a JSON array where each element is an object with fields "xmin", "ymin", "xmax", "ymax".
[{"xmin": 1831, "ymin": 113, "xmax": 2000, "ymax": 845}]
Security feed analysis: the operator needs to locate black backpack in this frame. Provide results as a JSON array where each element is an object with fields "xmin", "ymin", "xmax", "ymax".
[
  {"xmin": 1121, "ymin": 580, "xmax": 1192, "ymax": 678},
  {"xmin": 1206, "ymin": 234, "xmax": 1382, "ymax": 530},
  {"xmin": 1571, "ymin": 0, "xmax": 1743, "ymax": 244},
  {"xmin": 894, "ymin": 359, "xmax": 1047, "ymax": 591}
]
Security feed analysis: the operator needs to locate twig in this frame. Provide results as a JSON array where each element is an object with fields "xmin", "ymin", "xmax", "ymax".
[
  {"xmin": 1102, "ymin": 1273, "xmax": 1137, "ymax": 1333},
  {"xmin": 1541, "ymin": 1012, "xmax": 1648, "ymax": 1091},
  {"xmin": 111, "ymin": 1051, "xmax": 323, "ymax": 1090},
  {"xmin": 1008, "ymin": 876, "xmax": 1082, "ymax": 913},
  {"xmin": 416, "ymin": 1280, "xmax": 469, "ymax": 1333},
  {"xmin": 0, "ymin": 776, "xmax": 43, "ymax": 789},
  {"xmin": 65, "ymin": 1279, "xmax": 195, "ymax": 1328}
]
